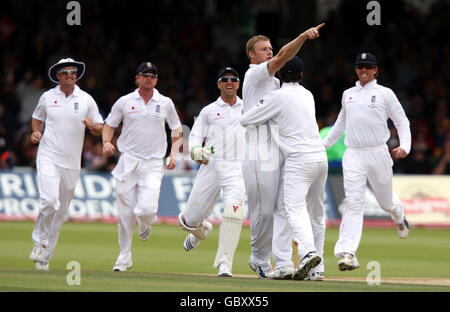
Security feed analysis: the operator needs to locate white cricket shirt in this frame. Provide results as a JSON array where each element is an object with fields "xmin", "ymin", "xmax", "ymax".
[
  {"xmin": 323, "ymin": 79, "xmax": 411, "ymax": 153},
  {"xmin": 189, "ymin": 96, "xmax": 245, "ymax": 161},
  {"xmin": 240, "ymin": 82, "xmax": 326, "ymax": 162},
  {"xmin": 242, "ymin": 62, "xmax": 280, "ymax": 113},
  {"xmin": 105, "ymin": 88, "xmax": 181, "ymax": 160},
  {"xmin": 32, "ymin": 85, "xmax": 104, "ymax": 170},
  {"xmin": 242, "ymin": 61, "xmax": 280, "ymax": 154}
]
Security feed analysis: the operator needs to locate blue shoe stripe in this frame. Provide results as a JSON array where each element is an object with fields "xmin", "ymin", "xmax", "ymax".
[
  {"xmin": 404, "ymin": 219, "xmax": 410, "ymax": 229},
  {"xmin": 257, "ymin": 266, "xmax": 266, "ymax": 278}
]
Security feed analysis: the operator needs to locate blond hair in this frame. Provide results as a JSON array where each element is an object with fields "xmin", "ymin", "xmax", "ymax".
[{"xmin": 246, "ymin": 35, "xmax": 270, "ymax": 60}]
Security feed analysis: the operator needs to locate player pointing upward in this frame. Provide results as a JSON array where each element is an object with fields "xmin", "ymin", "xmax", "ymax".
[
  {"xmin": 241, "ymin": 56, "xmax": 327, "ymax": 280},
  {"xmin": 242, "ymin": 23, "xmax": 324, "ymax": 279}
]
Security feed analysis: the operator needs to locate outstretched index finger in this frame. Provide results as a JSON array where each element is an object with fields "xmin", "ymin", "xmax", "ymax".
[{"xmin": 315, "ymin": 23, "xmax": 325, "ymax": 30}]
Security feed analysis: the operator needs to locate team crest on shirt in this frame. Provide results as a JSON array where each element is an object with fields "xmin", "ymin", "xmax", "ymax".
[
  {"xmin": 153, "ymin": 104, "xmax": 164, "ymax": 119},
  {"xmin": 369, "ymin": 95, "xmax": 376, "ymax": 108}
]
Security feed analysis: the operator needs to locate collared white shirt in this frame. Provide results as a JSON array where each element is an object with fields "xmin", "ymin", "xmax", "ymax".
[
  {"xmin": 242, "ymin": 61, "xmax": 280, "ymax": 114},
  {"xmin": 240, "ymin": 82, "xmax": 326, "ymax": 161},
  {"xmin": 32, "ymin": 85, "xmax": 104, "ymax": 170},
  {"xmin": 105, "ymin": 88, "xmax": 181, "ymax": 160},
  {"xmin": 323, "ymin": 79, "xmax": 411, "ymax": 153},
  {"xmin": 189, "ymin": 96, "xmax": 245, "ymax": 160}
]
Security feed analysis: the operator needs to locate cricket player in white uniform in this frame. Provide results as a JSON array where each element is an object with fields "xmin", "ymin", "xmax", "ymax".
[
  {"xmin": 242, "ymin": 23, "xmax": 324, "ymax": 279},
  {"xmin": 323, "ymin": 52, "xmax": 411, "ymax": 271},
  {"xmin": 102, "ymin": 62, "xmax": 182, "ymax": 272},
  {"xmin": 241, "ymin": 56, "xmax": 326, "ymax": 281},
  {"xmin": 29, "ymin": 58, "xmax": 104, "ymax": 271},
  {"xmin": 178, "ymin": 67, "xmax": 246, "ymax": 277}
]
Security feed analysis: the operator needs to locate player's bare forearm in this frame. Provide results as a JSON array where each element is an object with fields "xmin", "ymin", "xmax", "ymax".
[
  {"xmin": 30, "ymin": 118, "xmax": 44, "ymax": 144},
  {"xmin": 267, "ymin": 23, "xmax": 324, "ymax": 76},
  {"xmin": 83, "ymin": 118, "xmax": 103, "ymax": 136},
  {"xmin": 102, "ymin": 124, "xmax": 115, "ymax": 143},
  {"xmin": 102, "ymin": 124, "xmax": 116, "ymax": 156},
  {"xmin": 89, "ymin": 123, "xmax": 103, "ymax": 136},
  {"xmin": 167, "ymin": 127, "xmax": 183, "ymax": 169},
  {"xmin": 31, "ymin": 118, "xmax": 44, "ymax": 133},
  {"xmin": 268, "ymin": 36, "xmax": 307, "ymax": 76}
]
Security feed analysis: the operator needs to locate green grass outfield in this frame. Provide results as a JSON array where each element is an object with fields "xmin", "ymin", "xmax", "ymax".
[{"xmin": 0, "ymin": 221, "xmax": 449, "ymax": 292}]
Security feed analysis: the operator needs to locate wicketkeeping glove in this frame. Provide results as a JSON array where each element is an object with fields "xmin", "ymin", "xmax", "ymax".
[{"xmin": 191, "ymin": 145, "xmax": 214, "ymax": 165}]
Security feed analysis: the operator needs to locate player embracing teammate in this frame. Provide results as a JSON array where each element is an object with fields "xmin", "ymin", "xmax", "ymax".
[
  {"xmin": 28, "ymin": 30, "xmax": 411, "ymax": 281},
  {"xmin": 239, "ymin": 24, "xmax": 326, "ymax": 280}
]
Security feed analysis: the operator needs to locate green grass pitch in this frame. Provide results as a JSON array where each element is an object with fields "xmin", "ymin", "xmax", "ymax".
[{"xmin": 0, "ymin": 221, "xmax": 449, "ymax": 292}]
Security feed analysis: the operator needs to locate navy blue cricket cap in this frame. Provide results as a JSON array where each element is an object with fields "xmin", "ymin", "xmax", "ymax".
[
  {"xmin": 354, "ymin": 52, "xmax": 377, "ymax": 65},
  {"xmin": 136, "ymin": 61, "xmax": 159, "ymax": 75},
  {"xmin": 217, "ymin": 67, "xmax": 239, "ymax": 80},
  {"xmin": 280, "ymin": 56, "xmax": 304, "ymax": 74}
]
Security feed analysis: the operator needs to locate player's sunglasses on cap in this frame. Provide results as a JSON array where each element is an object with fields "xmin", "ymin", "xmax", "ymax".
[
  {"xmin": 219, "ymin": 76, "xmax": 239, "ymax": 83},
  {"xmin": 139, "ymin": 71, "xmax": 158, "ymax": 78},
  {"xmin": 58, "ymin": 69, "xmax": 77, "ymax": 75},
  {"xmin": 356, "ymin": 63, "xmax": 375, "ymax": 70}
]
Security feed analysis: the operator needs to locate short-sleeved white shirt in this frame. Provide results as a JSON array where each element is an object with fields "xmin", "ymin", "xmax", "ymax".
[
  {"xmin": 32, "ymin": 85, "xmax": 104, "ymax": 170},
  {"xmin": 240, "ymin": 83, "xmax": 326, "ymax": 162},
  {"xmin": 189, "ymin": 96, "xmax": 245, "ymax": 160},
  {"xmin": 242, "ymin": 61, "xmax": 280, "ymax": 113},
  {"xmin": 105, "ymin": 88, "xmax": 181, "ymax": 160}
]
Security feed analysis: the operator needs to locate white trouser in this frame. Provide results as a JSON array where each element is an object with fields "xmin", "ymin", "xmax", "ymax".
[
  {"xmin": 115, "ymin": 158, "xmax": 163, "ymax": 265},
  {"xmin": 270, "ymin": 160, "xmax": 294, "ymax": 270},
  {"xmin": 273, "ymin": 169, "xmax": 294, "ymax": 269},
  {"xmin": 242, "ymin": 140, "xmax": 292, "ymax": 271},
  {"xmin": 334, "ymin": 145, "xmax": 405, "ymax": 257},
  {"xmin": 32, "ymin": 161, "xmax": 80, "ymax": 262},
  {"xmin": 282, "ymin": 155, "xmax": 328, "ymax": 261},
  {"xmin": 183, "ymin": 160, "xmax": 245, "ymax": 226},
  {"xmin": 183, "ymin": 159, "xmax": 246, "ymax": 269}
]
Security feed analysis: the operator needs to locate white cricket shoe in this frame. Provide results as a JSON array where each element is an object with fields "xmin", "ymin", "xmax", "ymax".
[
  {"xmin": 338, "ymin": 253, "xmax": 360, "ymax": 271},
  {"xmin": 306, "ymin": 260, "xmax": 324, "ymax": 281},
  {"xmin": 248, "ymin": 259, "xmax": 274, "ymax": 279},
  {"xmin": 396, "ymin": 218, "xmax": 410, "ymax": 239},
  {"xmin": 36, "ymin": 261, "xmax": 49, "ymax": 271},
  {"xmin": 217, "ymin": 263, "xmax": 232, "ymax": 277},
  {"xmin": 29, "ymin": 243, "xmax": 45, "ymax": 262},
  {"xmin": 305, "ymin": 270, "xmax": 324, "ymax": 281},
  {"xmin": 293, "ymin": 252, "xmax": 321, "ymax": 280},
  {"xmin": 113, "ymin": 262, "xmax": 133, "ymax": 272},
  {"xmin": 183, "ymin": 221, "xmax": 212, "ymax": 251},
  {"xmin": 183, "ymin": 234, "xmax": 200, "ymax": 251},
  {"xmin": 139, "ymin": 226, "xmax": 151, "ymax": 241},
  {"xmin": 272, "ymin": 265, "xmax": 295, "ymax": 280}
]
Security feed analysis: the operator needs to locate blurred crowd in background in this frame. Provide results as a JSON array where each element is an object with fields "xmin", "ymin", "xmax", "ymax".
[{"xmin": 0, "ymin": 0, "xmax": 449, "ymax": 174}]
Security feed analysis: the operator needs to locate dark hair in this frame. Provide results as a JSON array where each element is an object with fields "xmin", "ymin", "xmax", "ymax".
[{"xmin": 279, "ymin": 71, "xmax": 303, "ymax": 84}]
